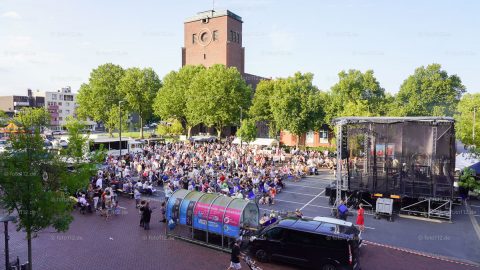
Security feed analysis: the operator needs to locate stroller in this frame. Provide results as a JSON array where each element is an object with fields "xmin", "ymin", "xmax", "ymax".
[{"xmin": 243, "ymin": 255, "xmax": 262, "ymax": 270}]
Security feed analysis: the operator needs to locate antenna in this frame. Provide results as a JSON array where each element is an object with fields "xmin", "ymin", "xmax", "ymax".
[{"xmin": 212, "ymin": 0, "xmax": 215, "ymax": 11}]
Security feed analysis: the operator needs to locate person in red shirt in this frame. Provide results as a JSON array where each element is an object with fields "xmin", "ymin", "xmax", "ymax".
[{"xmin": 356, "ymin": 203, "xmax": 365, "ymax": 233}]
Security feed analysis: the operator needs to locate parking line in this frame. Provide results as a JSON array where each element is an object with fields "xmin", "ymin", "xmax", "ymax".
[
  {"xmin": 281, "ymin": 190, "xmax": 317, "ymax": 197},
  {"xmin": 286, "ymin": 183, "xmax": 325, "ymax": 189},
  {"xmin": 300, "ymin": 190, "xmax": 326, "ymax": 211}
]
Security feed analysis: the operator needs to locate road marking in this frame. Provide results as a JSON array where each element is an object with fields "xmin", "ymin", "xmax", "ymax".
[
  {"xmin": 281, "ymin": 190, "xmax": 318, "ymax": 197},
  {"xmin": 363, "ymin": 240, "xmax": 480, "ymax": 268},
  {"xmin": 469, "ymin": 204, "xmax": 480, "ymax": 208},
  {"xmin": 300, "ymin": 190, "xmax": 326, "ymax": 211},
  {"xmin": 286, "ymin": 183, "xmax": 325, "ymax": 189}
]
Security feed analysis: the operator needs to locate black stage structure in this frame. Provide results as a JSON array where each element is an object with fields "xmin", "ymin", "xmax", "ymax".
[{"xmin": 332, "ymin": 117, "xmax": 455, "ymax": 220}]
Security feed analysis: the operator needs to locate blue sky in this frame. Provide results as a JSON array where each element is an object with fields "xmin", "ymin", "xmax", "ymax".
[{"xmin": 0, "ymin": 0, "xmax": 478, "ymax": 96}]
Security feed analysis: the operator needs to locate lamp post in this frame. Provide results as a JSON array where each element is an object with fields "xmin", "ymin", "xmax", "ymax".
[
  {"xmin": 119, "ymin": 101, "xmax": 124, "ymax": 158},
  {"xmin": 1, "ymin": 215, "xmax": 17, "ymax": 270}
]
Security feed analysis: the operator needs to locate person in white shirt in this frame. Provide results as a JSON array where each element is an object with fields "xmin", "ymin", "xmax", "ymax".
[{"xmin": 95, "ymin": 177, "xmax": 103, "ymax": 188}]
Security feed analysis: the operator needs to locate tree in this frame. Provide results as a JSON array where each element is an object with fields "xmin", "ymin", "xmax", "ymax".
[
  {"xmin": 325, "ymin": 69, "xmax": 387, "ymax": 124},
  {"xmin": 153, "ymin": 65, "xmax": 205, "ymax": 135},
  {"xmin": 237, "ymin": 119, "xmax": 257, "ymax": 143},
  {"xmin": 0, "ymin": 108, "xmax": 92, "ymax": 270},
  {"xmin": 392, "ymin": 63, "xmax": 465, "ymax": 116},
  {"xmin": 249, "ymin": 79, "xmax": 278, "ymax": 136},
  {"xmin": 118, "ymin": 67, "xmax": 161, "ymax": 139},
  {"xmin": 270, "ymin": 72, "xmax": 325, "ymax": 146},
  {"xmin": 105, "ymin": 105, "xmax": 128, "ymax": 137},
  {"xmin": 186, "ymin": 64, "xmax": 252, "ymax": 138},
  {"xmin": 455, "ymin": 93, "xmax": 480, "ymax": 148},
  {"xmin": 0, "ymin": 109, "xmax": 9, "ymax": 126},
  {"xmin": 76, "ymin": 63, "xmax": 125, "ymax": 136},
  {"xmin": 459, "ymin": 168, "xmax": 480, "ymax": 193},
  {"xmin": 169, "ymin": 119, "xmax": 184, "ymax": 136}
]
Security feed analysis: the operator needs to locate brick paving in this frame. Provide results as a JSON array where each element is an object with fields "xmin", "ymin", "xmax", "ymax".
[{"xmin": 0, "ymin": 196, "xmax": 478, "ymax": 270}]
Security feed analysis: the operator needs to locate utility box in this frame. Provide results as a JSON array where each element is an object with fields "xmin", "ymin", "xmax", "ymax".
[{"xmin": 375, "ymin": 198, "xmax": 394, "ymax": 221}]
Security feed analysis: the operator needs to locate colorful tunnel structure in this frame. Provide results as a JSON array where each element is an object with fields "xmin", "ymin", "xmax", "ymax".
[{"xmin": 165, "ymin": 189, "xmax": 260, "ymax": 249}]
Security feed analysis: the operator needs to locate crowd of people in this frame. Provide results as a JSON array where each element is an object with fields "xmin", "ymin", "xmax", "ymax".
[{"xmin": 75, "ymin": 138, "xmax": 337, "ymax": 227}]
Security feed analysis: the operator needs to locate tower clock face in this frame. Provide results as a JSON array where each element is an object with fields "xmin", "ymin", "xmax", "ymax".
[{"xmin": 198, "ymin": 28, "xmax": 212, "ymax": 46}]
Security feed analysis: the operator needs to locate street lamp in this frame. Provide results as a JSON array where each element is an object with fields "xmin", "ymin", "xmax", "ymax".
[
  {"xmin": 119, "ymin": 101, "xmax": 124, "ymax": 158},
  {"xmin": 0, "ymin": 215, "xmax": 17, "ymax": 270}
]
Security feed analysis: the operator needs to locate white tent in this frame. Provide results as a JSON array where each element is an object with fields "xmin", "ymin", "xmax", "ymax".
[
  {"xmin": 232, "ymin": 137, "xmax": 278, "ymax": 147},
  {"xmin": 455, "ymin": 152, "xmax": 480, "ymax": 172}
]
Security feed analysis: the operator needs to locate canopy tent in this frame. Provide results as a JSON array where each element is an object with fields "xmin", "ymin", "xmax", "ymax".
[
  {"xmin": 1, "ymin": 122, "xmax": 22, "ymax": 133},
  {"xmin": 166, "ymin": 190, "xmax": 259, "ymax": 250},
  {"xmin": 232, "ymin": 137, "xmax": 279, "ymax": 147},
  {"xmin": 455, "ymin": 152, "xmax": 480, "ymax": 172}
]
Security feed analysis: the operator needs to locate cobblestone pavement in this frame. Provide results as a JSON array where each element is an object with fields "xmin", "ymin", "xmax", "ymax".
[{"xmin": 0, "ymin": 193, "xmax": 478, "ymax": 270}]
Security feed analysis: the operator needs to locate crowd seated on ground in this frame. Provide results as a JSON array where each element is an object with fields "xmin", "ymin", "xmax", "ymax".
[{"xmin": 74, "ymin": 137, "xmax": 335, "ymax": 220}]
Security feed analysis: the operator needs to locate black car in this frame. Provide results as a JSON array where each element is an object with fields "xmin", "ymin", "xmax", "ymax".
[{"xmin": 249, "ymin": 216, "xmax": 361, "ymax": 270}]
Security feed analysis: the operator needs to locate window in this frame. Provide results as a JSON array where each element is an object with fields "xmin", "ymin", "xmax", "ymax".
[
  {"xmin": 286, "ymin": 230, "xmax": 315, "ymax": 246},
  {"xmin": 264, "ymin": 227, "xmax": 285, "ymax": 241},
  {"xmin": 230, "ymin": 30, "xmax": 234, "ymax": 42},
  {"xmin": 320, "ymin": 130, "xmax": 328, "ymax": 139},
  {"xmin": 58, "ymin": 110, "xmax": 62, "ymax": 113},
  {"xmin": 203, "ymin": 54, "xmax": 206, "ymax": 59},
  {"xmin": 66, "ymin": 102, "xmax": 70, "ymax": 106},
  {"xmin": 192, "ymin": 34, "xmax": 197, "ymax": 44},
  {"xmin": 306, "ymin": 131, "xmax": 315, "ymax": 144},
  {"xmin": 202, "ymin": 18, "xmax": 209, "ymax": 24},
  {"xmin": 51, "ymin": 94, "xmax": 57, "ymax": 100},
  {"xmin": 213, "ymin": 30, "xmax": 218, "ymax": 41},
  {"xmin": 58, "ymin": 102, "xmax": 62, "ymax": 106},
  {"xmin": 66, "ymin": 110, "xmax": 70, "ymax": 114}
]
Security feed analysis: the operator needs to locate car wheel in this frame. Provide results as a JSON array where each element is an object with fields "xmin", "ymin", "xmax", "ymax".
[
  {"xmin": 321, "ymin": 263, "xmax": 337, "ymax": 270},
  {"xmin": 255, "ymin": 249, "xmax": 270, "ymax": 263}
]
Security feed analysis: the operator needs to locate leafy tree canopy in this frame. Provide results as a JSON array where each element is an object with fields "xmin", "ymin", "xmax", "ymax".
[{"xmin": 392, "ymin": 63, "xmax": 465, "ymax": 116}]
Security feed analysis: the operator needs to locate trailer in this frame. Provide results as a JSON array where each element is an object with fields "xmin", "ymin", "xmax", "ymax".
[{"xmin": 332, "ymin": 117, "xmax": 455, "ymax": 221}]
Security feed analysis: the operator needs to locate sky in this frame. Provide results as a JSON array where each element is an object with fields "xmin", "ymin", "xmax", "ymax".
[{"xmin": 0, "ymin": 0, "xmax": 479, "ymax": 96}]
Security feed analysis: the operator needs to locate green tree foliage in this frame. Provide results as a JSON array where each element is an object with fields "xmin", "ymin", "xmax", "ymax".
[
  {"xmin": 76, "ymin": 63, "xmax": 125, "ymax": 135},
  {"xmin": 0, "ymin": 108, "xmax": 93, "ymax": 270},
  {"xmin": 455, "ymin": 93, "xmax": 480, "ymax": 147},
  {"xmin": 0, "ymin": 109, "xmax": 9, "ymax": 126},
  {"xmin": 186, "ymin": 64, "xmax": 252, "ymax": 138},
  {"xmin": 237, "ymin": 119, "xmax": 257, "ymax": 143},
  {"xmin": 153, "ymin": 65, "xmax": 205, "ymax": 132},
  {"xmin": 118, "ymin": 67, "xmax": 161, "ymax": 139},
  {"xmin": 249, "ymin": 79, "xmax": 279, "ymax": 137},
  {"xmin": 155, "ymin": 119, "xmax": 184, "ymax": 136},
  {"xmin": 270, "ymin": 72, "xmax": 325, "ymax": 145},
  {"xmin": 169, "ymin": 119, "xmax": 184, "ymax": 135},
  {"xmin": 325, "ymin": 69, "xmax": 387, "ymax": 124},
  {"xmin": 392, "ymin": 63, "xmax": 465, "ymax": 116},
  {"xmin": 459, "ymin": 168, "xmax": 480, "ymax": 193},
  {"xmin": 105, "ymin": 105, "xmax": 128, "ymax": 137}
]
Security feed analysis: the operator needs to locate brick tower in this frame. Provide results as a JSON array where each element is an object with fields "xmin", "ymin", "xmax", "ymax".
[{"xmin": 182, "ymin": 10, "xmax": 245, "ymax": 74}]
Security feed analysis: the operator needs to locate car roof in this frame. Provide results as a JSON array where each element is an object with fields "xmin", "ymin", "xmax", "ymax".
[
  {"xmin": 313, "ymin": 216, "xmax": 353, "ymax": 227},
  {"xmin": 277, "ymin": 217, "xmax": 356, "ymax": 239}
]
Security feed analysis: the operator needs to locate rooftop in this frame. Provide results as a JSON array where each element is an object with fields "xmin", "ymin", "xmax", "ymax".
[{"xmin": 184, "ymin": 9, "xmax": 242, "ymax": 23}]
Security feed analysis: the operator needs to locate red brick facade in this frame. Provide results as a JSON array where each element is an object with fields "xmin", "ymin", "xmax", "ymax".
[
  {"xmin": 183, "ymin": 10, "xmax": 244, "ymax": 74},
  {"xmin": 280, "ymin": 129, "xmax": 334, "ymax": 147}
]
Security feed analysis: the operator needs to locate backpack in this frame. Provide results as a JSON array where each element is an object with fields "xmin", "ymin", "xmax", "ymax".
[{"xmin": 338, "ymin": 204, "xmax": 348, "ymax": 215}]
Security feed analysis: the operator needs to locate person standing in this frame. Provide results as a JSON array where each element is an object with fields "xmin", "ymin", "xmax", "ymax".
[
  {"xmin": 142, "ymin": 201, "xmax": 153, "ymax": 230},
  {"xmin": 356, "ymin": 203, "xmax": 365, "ymax": 233},
  {"xmin": 227, "ymin": 239, "xmax": 243, "ymax": 270}
]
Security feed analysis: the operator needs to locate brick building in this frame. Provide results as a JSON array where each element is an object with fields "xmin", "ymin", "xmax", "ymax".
[
  {"xmin": 182, "ymin": 10, "xmax": 266, "ymax": 136},
  {"xmin": 182, "ymin": 10, "xmax": 265, "ymax": 92},
  {"xmin": 279, "ymin": 126, "xmax": 334, "ymax": 148}
]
